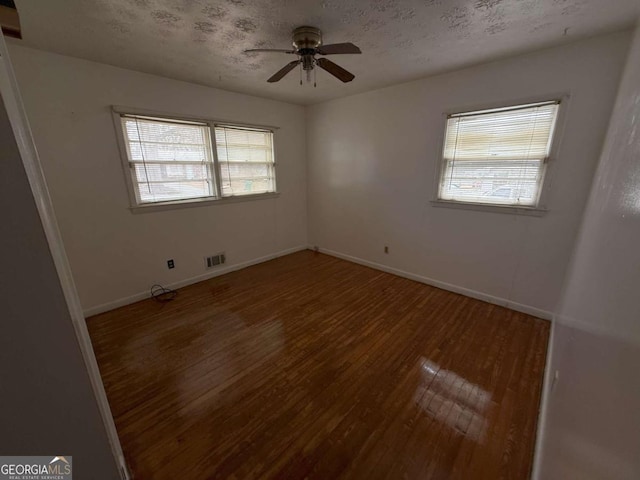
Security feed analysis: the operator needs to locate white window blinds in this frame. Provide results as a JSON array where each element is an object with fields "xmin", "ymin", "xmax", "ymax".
[
  {"xmin": 121, "ymin": 115, "xmax": 215, "ymax": 204},
  {"xmin": 214, "ymin": 125, "xmax": 276, "ymax": 197},
  {"xmin": 118, "ymin": 113, "xmax": 278, "ymax": 206},
  {"xmin": 438, "ymin": 101, "xmax": 560, "ymax": 206}
]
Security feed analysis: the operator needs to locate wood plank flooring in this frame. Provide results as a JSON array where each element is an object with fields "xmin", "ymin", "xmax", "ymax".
[{"xmin": 87, "ymin": 250, "xmax": 550, "ymax": 479}]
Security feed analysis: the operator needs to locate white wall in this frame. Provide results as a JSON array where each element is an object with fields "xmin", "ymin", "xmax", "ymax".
[
  {"xmin": 306, "ymin": 31, "xmax": 631, "ymax": 316},
  {"xmin": 7, "ymin": 44, "xmax": 307, "ymax": 314},
  {"xmin": 536, "ymin": 24, "xmax": 640, "ymax": 480}
]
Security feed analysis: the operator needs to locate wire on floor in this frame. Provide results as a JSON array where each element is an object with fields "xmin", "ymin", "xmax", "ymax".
[{"xmin": 150, "ymin": 284, "xmax": 177, "ymax": 303}]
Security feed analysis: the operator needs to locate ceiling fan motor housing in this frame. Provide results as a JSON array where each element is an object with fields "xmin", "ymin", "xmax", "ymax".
[{"xmin": 292, "ymin": 26, "xmax": 322, "ymax": 51}]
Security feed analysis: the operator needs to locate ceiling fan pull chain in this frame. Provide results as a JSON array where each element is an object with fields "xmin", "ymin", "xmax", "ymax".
[
  {"xmin": 299, "ymin": 62, "xmax": 302, "ymax": 85},
  {"xmin": 314, "ymin": 66, "xmax": 317, "ymax": 88}
]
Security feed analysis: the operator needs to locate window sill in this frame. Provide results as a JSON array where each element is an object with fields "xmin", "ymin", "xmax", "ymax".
[
  {"xmin": 129, "ymin": 192, "xmax": 280, "ymax": 214},
  {"xmin": 430, "ymin": 199, "xmax": 548, "ymax": 217}
]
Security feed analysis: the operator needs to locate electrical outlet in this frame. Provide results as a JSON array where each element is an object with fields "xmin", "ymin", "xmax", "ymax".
[
  {"xmin": 167, "ymin": 259, "xmax": 175, "ymax": 269},
  {"xmin": 384, "ymin": 245, "xmax": 389, "ymax": 254}
]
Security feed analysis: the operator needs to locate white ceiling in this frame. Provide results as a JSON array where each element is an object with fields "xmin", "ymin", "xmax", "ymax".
[{"xmin": 12, "ymin": 0, "xmax": 640, "ymax": 105}]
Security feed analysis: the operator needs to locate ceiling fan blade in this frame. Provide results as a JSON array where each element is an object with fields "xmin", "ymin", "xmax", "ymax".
[
  {"xmin": 315, "ymin": 58, "xmax": 355, "ymax": 82},
  {"xmin": 244, "ymin": 48, "xmax": 296, "ymax": 54},
  {"xmin": 316, "ymin": 43, "xmax": 362, "ymax": 55},
  {"xmin": 267, "ymin": 60, "xmax": 301, "ymax": 83}
]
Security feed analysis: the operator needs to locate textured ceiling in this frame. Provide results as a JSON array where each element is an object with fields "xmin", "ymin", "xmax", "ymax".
[{"xmin": 11, "ymin": 0, "xmax": 640, "ymax": 105}]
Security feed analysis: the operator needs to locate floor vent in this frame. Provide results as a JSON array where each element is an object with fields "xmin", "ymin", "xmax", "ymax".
[{"xmin": 205, "ymin": 253, "xmax": 226, "ymax": 268}]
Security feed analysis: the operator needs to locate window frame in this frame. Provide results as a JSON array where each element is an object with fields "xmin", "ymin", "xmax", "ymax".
[
  {"xmin": 213, "ymin": 124, "xmax": 278, "ymax": 199},
  {"xmin": 430, "ymin": 94, "xmax": 570, "ymax": 216},
  {"xmin": 111, "ymin": 106, "xmax": 280, "ymax": 213}
]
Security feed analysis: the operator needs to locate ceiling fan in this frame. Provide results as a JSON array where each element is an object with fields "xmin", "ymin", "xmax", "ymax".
[{"xmin": 244, "ymin": 26, "xmax": 361, "ymax": 85}]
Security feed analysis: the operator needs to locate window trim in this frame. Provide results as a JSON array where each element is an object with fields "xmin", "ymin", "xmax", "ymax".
[
  {"xmin": 431, "ymin": 93, "xmax": 570, "ymax": 215},
  {"xmin": 111, "ymin": 106, "xmax": 280, "ymax": 212}
]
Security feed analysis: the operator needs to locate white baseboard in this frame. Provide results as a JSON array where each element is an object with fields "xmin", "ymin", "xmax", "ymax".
[
  {"xmin": 531, "ymin": 316, "xmax": 556, "ymax": 480},
  {"xmin": 315, "ymin": 246, "xmax": 554, "ymax": 321},
  {"xmin": 87, "ymin": 244, "xmax": 554, "ymax": 320},
  {"xmin": 83, "ymin": 245, "xmax": 308, "ymax": 317}
]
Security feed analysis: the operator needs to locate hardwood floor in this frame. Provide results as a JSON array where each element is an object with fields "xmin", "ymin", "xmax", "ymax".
[{"xmin": 88, "ymin": 251, "xmax": 550, "ymax": 479}]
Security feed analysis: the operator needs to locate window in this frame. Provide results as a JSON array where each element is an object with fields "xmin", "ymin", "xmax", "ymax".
[
  {"xmin": 215, "ymin": 126, "xmax": 276, "ymax": 197},
  {"xmin": 437, "ymin": 101, "xmax": 560, "ymax": 208},
  {"xmin": 116, "ymin": 111, "xmax": 276, "ymax": 207}
]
